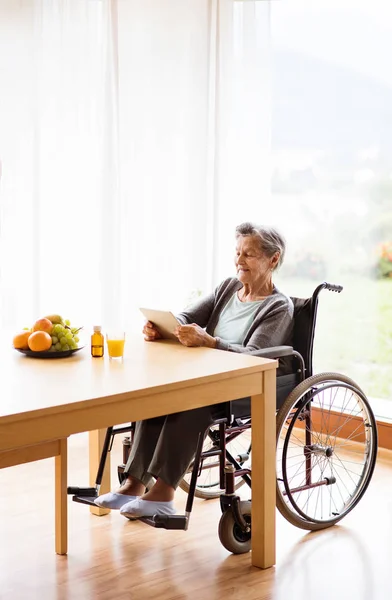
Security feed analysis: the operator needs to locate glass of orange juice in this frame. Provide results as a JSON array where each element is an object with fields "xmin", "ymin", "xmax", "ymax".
[{"xmin": 106, "ymin": 331, "xmax": 126, "ymax": 360}]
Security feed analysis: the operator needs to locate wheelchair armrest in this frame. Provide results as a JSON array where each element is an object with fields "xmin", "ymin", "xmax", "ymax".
[{"xmin": 249, "ymin": 345, "xmax": 294, "ymax": 359}]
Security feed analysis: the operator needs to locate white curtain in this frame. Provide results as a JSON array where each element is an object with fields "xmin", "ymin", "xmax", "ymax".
[{"xmin": 0, "ymin": 0, "xmax": 271, "ymax": 335}]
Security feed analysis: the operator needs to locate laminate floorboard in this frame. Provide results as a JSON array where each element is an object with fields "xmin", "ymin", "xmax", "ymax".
[{"xmin": 0, "ymin": 434, "xmax": 390, "ymax": 600}]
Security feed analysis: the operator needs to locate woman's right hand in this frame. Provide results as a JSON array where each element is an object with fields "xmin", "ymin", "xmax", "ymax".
[{"xmin": 142, "ymin": 320, "xmax": 162, "ymax": 341}]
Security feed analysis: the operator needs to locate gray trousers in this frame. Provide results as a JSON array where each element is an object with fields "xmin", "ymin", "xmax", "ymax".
[{"xmin": 124, "ymin": 405, "xmax": 226, "ymax": 489}]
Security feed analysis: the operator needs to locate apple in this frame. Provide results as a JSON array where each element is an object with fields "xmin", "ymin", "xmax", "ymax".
[{"xmin": 32, "ymin": 318, "xmax": 53, "ymax": 334}]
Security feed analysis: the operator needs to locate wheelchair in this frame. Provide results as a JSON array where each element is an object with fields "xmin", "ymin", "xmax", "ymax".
[{"xmin": 68, "ymin": 282, "xmax": 378, "ymax": 554}]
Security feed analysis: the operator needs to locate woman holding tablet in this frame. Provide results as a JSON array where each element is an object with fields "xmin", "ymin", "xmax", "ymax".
[{"xmin": 95, "ymin": 222, "xmax": 294, "ymax": 519}]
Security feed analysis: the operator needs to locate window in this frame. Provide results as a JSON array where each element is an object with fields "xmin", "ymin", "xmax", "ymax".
[{"xmin": 270, "ymin": 0, "xmax": 392, "ymax": 410}]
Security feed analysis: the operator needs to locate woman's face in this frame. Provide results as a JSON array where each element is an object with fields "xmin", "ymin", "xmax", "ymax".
[{"xmin": 235, "ymin": 235, "xmax": 277, "ymax": 285}]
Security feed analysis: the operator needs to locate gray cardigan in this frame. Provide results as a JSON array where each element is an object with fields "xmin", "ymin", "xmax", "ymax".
[{"xmin": 177, "ymin": 277, "xmax": 294, "ymax": 356}]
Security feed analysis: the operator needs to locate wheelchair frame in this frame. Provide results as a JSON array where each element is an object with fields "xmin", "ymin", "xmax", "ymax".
[{"xmin": 68, "ymin": 282, "xmax": 378, "ymax": 551}]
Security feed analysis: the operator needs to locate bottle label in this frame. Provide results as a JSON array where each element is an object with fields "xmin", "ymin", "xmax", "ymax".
[{"xmin": 91, "ymin": 345, "xmax": 104, "ymax": 357}]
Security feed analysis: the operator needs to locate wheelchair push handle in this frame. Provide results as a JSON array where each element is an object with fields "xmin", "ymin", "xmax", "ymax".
[
  {"xmin": 313, "ymin": 281, "xmax": 343, "ymax": 302},
  {"xmin": 324, "ymin": 282, "xmax": 343, "ymax": 293}
]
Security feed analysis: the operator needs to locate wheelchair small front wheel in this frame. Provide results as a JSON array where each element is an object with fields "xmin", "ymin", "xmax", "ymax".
[{"xmin": 218, "ymin": 500, "xmax": 252, "ymax": 554}]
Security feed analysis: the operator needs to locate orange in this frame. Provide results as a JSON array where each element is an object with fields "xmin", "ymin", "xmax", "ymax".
[
  {"xmin": 13, "ymin": 331, "xmax": 32, "ymax": 350},
  {"xmin": 28, "ymin": 331, "xmax": 52, "ymax": 352},
  {"xmin": 32, "ymin": 318, "xmax": 53, "ymax": 334}
]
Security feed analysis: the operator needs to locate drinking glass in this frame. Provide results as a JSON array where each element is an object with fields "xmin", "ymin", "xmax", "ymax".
[{"xmin": 106, "ymin": 331, "xmax": 126, "ymax": 360}]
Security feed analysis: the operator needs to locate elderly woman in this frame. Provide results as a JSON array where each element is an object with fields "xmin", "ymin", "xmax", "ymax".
[{"xmin": 95, "ymin": 222, "xmax": 294, "ymax": 519}]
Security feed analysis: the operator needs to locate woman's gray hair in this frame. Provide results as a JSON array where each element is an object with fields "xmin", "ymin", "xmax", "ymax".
[{"xmin": 235, "ymin": 222, "xmax": 286, "ymax": 270}]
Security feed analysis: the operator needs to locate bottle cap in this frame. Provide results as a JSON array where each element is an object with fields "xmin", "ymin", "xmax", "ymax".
[{"xmin": 93, "ymin": 325, "xmax": 102, "ymax": 333}]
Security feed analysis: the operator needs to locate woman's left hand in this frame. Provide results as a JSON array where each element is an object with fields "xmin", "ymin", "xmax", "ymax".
[{"xmin": 175, "ymin": 324, "xmax": 217, "ymax": 348}]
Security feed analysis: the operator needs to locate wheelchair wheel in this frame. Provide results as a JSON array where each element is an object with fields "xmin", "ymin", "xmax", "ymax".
[
  {"xmin": 276, "ymin": 372, "xmax": 378, "ymax": 530},
  {"xmin": 218, "ymin": 500, "xmax": 252, "ymax": 554},
  {"xmin": 179, "ymin": 422, "xmax": 251, "ymax": 499}
]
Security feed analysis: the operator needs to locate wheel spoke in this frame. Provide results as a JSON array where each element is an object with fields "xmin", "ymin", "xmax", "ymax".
[
  {"xmin": 181, "ymin": 424, "xmax": 251, "ymax": 498},
  {"xmin": 276, "ymin": 376, "xmax": 377, "ymax": 527}
]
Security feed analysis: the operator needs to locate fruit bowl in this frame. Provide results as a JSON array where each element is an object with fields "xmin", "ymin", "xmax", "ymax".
[
  {"xmin": 13, "ymin": 314, "xmax": 84, "ymax": 357},
  {"xmin": 15, "ymin": 346, "xmax": 85, "ymax": 359}
]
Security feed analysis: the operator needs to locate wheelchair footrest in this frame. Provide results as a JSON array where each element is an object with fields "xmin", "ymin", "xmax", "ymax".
[
  {"xmin": 71, "ymin": 495, "xmax": 99, "ymax": 507},
  {"xmin": 67, "ymin": 486, "xmax": 97, "ymax": 497},
  {"xmin": 138, "ymin": 514, "xmax": 188, "ymax": 530}
]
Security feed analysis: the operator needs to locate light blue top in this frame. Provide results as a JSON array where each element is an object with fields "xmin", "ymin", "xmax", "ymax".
[{"xmin": 213, "ymin": 292, "xmax": 263, "ymax": 344}]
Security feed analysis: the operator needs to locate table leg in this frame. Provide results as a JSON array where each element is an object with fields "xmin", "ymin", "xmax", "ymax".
[
  {"xmin": 251, "ymin": 369, "xmax": 276, "ymax": 568},
  {"xmin": 89, "ymin": 429, "xmax": 111, "ymax": 516},
  {"xmin": 55, "ymin": 438, "xmax": 68, "ymax": 555}
]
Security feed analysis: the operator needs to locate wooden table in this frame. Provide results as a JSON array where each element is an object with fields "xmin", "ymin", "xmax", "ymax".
[{"xmin": 0, "ymin": 338, "xmax": 277, "ymax": 569}]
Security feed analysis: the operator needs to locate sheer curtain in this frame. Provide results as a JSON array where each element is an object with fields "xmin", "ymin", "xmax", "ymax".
[{"xmin": 0, "ymin": 0, "xmax": 271, "ymax": 335}]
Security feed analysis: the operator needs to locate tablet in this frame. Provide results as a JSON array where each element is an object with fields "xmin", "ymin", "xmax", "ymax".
[{"xmin": 139, "ymin": 308, "xmax": 181, "ymax": 341}]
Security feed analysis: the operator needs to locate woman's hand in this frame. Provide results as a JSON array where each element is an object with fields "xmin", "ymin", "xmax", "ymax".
[
  {"xmin": 175, "ymin": 324, "xmax": 217, "ymax": 348},
  {"xmin": 143, "ymin": 320, "xmax": 162, "ymax": 342}
]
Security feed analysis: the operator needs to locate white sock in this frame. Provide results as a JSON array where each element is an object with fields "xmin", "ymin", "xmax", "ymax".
[
  {"xmin": 94, "ymin": 491, "xmax": 138, "ymax": 510},
  {"xmin": 120, "ymin": 498, "xmax": 176, "ymax": 518}
]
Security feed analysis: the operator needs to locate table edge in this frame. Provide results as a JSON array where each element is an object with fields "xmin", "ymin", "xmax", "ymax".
[{"xmin": 0, "ymin": 359, "xmax": 277, "ymax": 425}]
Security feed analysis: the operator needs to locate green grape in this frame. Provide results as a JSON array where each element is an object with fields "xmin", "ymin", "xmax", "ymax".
[
  {"xmin": 62, "ymin": 344, "xmax": 70, "ymax": 351},
  {"xmin": 69, "ymin": 339, "xmax": 77, "ymax": 349},
  {"xmin": 60, "ymin": 336, "xmax": 67, "ymax": 346},
  {"xmin": 65, "ymin": 331, "xmax": 73, "ymax": 340},
  {"xmin": 65, "ymin": 319, "xmax": 70, "ymax": 326},
  {"xmin": 74, "ymin": 336, "xmax": 79, "ymax": 343},
  {"xmin": 49, "ymin": 346, "xmax": 57, "ymax": 352},
  {"xmin": 55, "ymin": 342, "xmax": 62, "ymax": 351},
  {"xmin": 51, "ymin": 336, "xmax": 58, "ymax": 344},
  {"xmin": 53, "ymin": 324, "xmax": 62, "ymax": 334}
]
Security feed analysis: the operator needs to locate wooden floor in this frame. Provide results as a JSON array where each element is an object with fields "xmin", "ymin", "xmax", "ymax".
[{"xmin": 0, "ymin": 434, "xmax": 391, "ymax": 600}]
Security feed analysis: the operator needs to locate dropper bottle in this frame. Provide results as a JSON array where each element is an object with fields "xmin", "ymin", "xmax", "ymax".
[{"xmin": 91, "ymin": 325, "xmax": 104, "ymax": 358}]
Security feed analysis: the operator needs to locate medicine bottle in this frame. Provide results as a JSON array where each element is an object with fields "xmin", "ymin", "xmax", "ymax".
[{"xmin": 91, "ymin": 325, "xmax": 104, "ymax": 358}]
